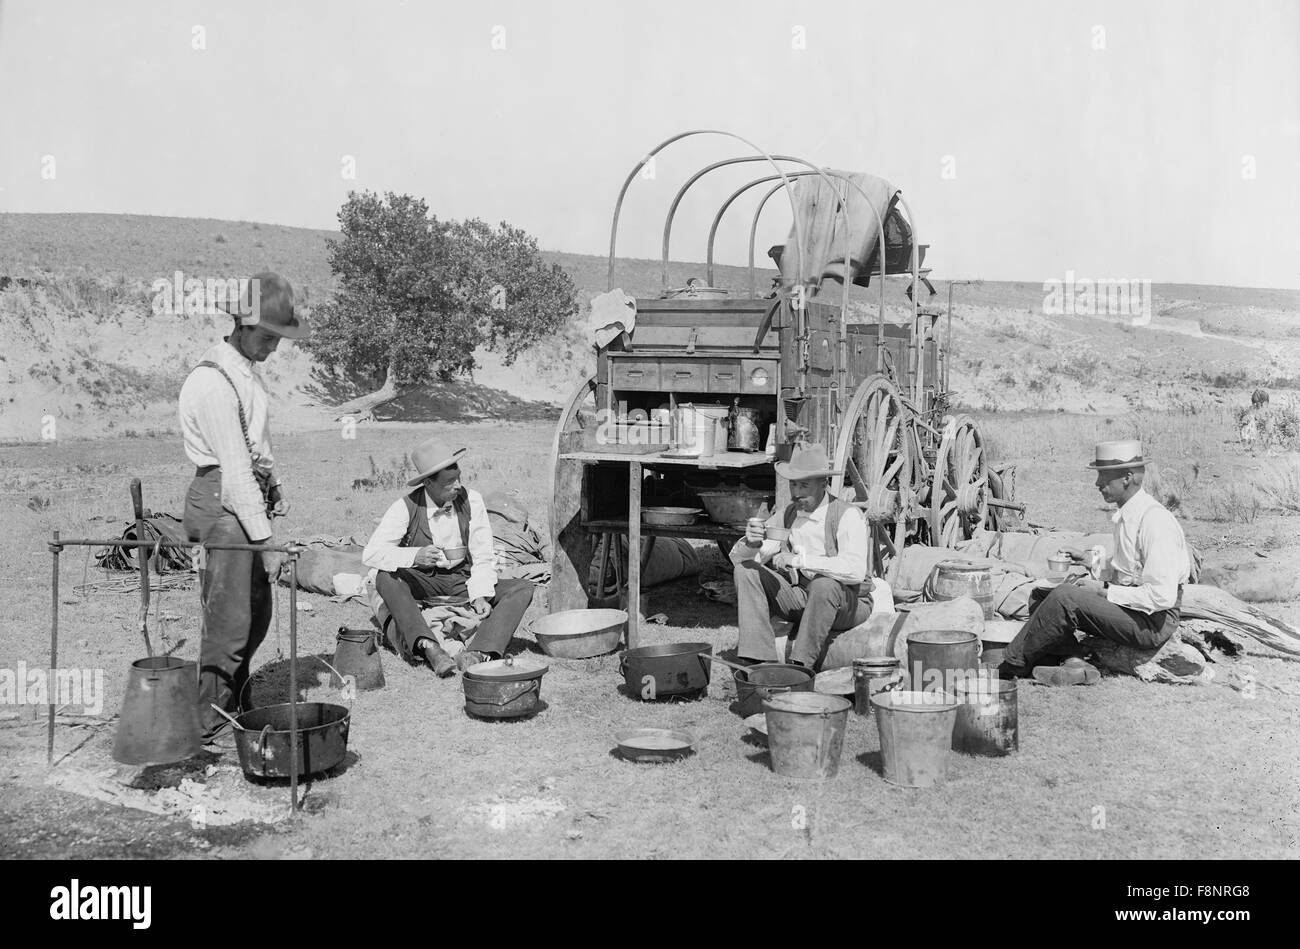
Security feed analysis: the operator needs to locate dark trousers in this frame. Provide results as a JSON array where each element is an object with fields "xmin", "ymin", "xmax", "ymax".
[
  {"xmin": 183, "ymin": 468, "xmax": 271, "ymax": 740},
  {"xmin": 1003, "ymin": 581, "xmax": 1178, "ymax": 668},
  {"xmin": 734, "ymin": 559, "xmax": 871, "ymax": 668},
  {"xmin": 375, "ymin": 567, "xmax": 533, "ymax": 659}
]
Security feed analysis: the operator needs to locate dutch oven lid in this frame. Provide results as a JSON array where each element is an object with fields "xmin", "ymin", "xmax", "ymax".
[{"xmin": 463, "ymin": 657, "xmax": 548, "ymax": 681}]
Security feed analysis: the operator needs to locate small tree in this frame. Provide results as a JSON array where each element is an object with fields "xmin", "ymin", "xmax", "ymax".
[{"xmin": 310, "ymin": 191, "xmax": 578, "ymax": 417}]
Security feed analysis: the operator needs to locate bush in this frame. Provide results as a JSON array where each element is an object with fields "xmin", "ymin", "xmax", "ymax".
[{"xmin": 1204, "ymin": 485, "xmax": 1261, "ymax": 523}]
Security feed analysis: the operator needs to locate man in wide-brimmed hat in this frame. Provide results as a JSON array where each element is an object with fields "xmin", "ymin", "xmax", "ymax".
[
  {"xmin": 178, "ymin": 272, "xmax": 308, "ymax": 745},
  {"xmin": 730, "ymin": 442, "xmax": 872, "ymax": 668},
  {"xmin": 999, "ymin": 439, "xmax": 1192, "ymax": 679},
  {"xmin": 362, "ymin": 438, "xmax": 534, "ymax": 677}
]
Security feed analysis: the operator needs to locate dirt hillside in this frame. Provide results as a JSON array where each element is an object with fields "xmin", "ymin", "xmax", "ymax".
[{"xmin": 2, "ymin": 213, "xmax": 1298, "ymax": 441}]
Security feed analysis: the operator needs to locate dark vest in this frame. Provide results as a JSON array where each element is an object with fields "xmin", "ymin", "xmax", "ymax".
[{"xmin": 401, "ymin": 487, "xmax": 472, "ymax": 568}]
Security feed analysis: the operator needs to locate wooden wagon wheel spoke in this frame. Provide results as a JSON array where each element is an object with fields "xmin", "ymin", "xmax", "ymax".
[
  {"xmin": 846, "ymin": 456, "xmax": 870, "ymax": 500},
  {"xmin": 832, "ymin": 374, "xmax": 912, "ymax": 580},
  {"xmin": 928, "ymin": 414, "xmax": 989, "ymax": 549}
]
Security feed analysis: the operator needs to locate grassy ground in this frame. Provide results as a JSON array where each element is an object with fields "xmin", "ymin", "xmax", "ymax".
[{"xmin": 2, "ymin": 412, "xmax": 1298, "ymax": 859}]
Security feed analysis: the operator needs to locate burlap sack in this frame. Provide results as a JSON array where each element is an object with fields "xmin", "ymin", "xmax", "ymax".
[{"xmin": 822, "ymin": 597, "xmax": 985, "ymax": 670}]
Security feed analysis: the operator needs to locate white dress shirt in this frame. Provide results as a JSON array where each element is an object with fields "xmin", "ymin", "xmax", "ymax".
[
  {"xmin": 1104, "ymin": 488, "xmax": 1190, "ymax": 614},
  {"xmin": 363, "ymin": 486, "xmax": 499, "ymax": 600},
  {"xmin": 730, "ymin": 494, "xmax": 868, "ymax": 585},
  {"xmin": 177, "ymin": 341, "xmax": 276, "ymax": 542}
]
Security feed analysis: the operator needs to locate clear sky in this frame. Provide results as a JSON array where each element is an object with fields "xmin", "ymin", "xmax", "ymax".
[{"xmin": 1, "ymin": 0, "xmax": 1297, "ymax": 288}]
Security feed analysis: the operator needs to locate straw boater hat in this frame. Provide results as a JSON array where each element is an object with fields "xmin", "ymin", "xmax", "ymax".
[
  {"xmin": 224, "ymin": 271, "xmax": 310, "ymax": 339},
  {"xmin": 774, "ymin": 442, "xmax": 843, "ymax": 481},
  {"xmin": 1086, "ymin": 439, "xmax": 1145, "ymax": 471},
  {"xmin": 407, "ymin": 438, "xmax": 467, "ymax": 487}
]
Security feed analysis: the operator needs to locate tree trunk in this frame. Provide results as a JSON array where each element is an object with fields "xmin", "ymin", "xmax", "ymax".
[{"xmin": 333, "ymin": 364, "xmax": 401, "ymax": 421}]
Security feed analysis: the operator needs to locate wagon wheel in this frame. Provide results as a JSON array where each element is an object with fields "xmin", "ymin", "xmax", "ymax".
[
  {"xmin": 831, "ymin": 374, "xmax": 916, "ymax": 584},
  {"xmin": 549, "ymin": 374, "xmax": 597, "ymax": 611},
  {"xmin": 928, "ymin": 414, "xmax": 989, "ymax": 548}
]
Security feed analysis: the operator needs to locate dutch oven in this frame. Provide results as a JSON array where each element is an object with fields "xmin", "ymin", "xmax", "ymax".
[
  {"xmin": 462, "ymin": 657, "xmax": 548, "ymax": 719},
  {"xmin": 619, "ymin": 642, "xmax": 712, "ymax": 700},
  {"xmin": 234, "ymin": 702, "xmax": 351, "ymax": 780}
]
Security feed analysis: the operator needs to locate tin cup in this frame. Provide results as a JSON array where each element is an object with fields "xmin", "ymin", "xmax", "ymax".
[{"xmin": 746, "ymin": 516, "xmax": 765, "ymax": 540}]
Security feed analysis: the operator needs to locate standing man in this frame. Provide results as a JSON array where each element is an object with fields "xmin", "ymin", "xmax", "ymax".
[
  {"xmin": 363, "ymin": 438, "xmax": 534, "ymax": 677},
  {"xmin": 731, "ymin": 443, "xmax": 872, "ymax": 668},
  {"xmin": 179, "ymin": 272, "xmax": 308, "ymax": 744},
  {"xmin": 999, "ymin": 439, "xmax": 1191, "ymax": 677}
]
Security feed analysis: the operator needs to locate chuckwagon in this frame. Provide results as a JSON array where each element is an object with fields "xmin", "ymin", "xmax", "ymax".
[{"xmin": 550, "ymin": 130, "xmax": 1023, "ymax": 646}]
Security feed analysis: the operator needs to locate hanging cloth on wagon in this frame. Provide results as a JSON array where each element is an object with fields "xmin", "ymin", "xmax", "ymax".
[{"xmin": 776, "ymin": 169, "xmax": 899, "ymax": 291}]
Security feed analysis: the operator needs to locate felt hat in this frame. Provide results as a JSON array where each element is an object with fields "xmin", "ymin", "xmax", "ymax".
[
  {"xmin": 1087, "ymin": 439, "xmax": 1144, "ymax": 471},
  {"xmin": 406, "ymin": 438, "xmax": 467, "ymax": 487},
  {"xmin": 1032, "ymin": 657, "xmax": 1101, "ymax": 686},
  {"xmin": 225, "ymin": 272, "xmax": 309, "ymax": 339},
  {"xmin": 774, "ymin": 442, "xmax": 842, "ymax": 481}
]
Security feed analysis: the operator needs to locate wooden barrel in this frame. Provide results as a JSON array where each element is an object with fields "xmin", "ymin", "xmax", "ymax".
[{"xmin": 931, "ymin": 561, "xmax": 995, "ymax": 619}]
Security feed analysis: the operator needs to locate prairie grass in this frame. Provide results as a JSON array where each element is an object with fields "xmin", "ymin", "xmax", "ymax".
[
  {"xmin": 1205, "ymin": 484, "xmax": 1262, "ymax": 523},
  {"xmin": 1252, "ymin": 457, "xmax": 1300, "ymax": 513}
]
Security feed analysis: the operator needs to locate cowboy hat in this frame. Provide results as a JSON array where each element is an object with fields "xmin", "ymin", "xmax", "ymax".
[
  {"xmin": 224, "ymin": 272, "xmax": 310, "ymax": 339},
  {"xmin": 1032, "ymin": 657, "xmax": 1101, "ymax": 686},
  {"xmin": 1086, "ymin": 439, "xmax": 1144, "ymax": 471},
  {"xmin": 774, "ymin": 442, "xmax": 842, "ymax": 481},
  {"xmin": 406, "ymin": 438, "xmax": 467, "ymax": 487}
]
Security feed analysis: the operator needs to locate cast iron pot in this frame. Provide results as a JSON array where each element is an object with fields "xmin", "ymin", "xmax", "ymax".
[
  {"xmin": 462, "ymin": 658, "xmax": 548, "ymax": 719},
  {"xmin": 234, "ymin": 702, "xmax": 350, "ymax": 780},
  {"xmin": 619, "ymin": 642, "xmax": 713, "ymax": 700},
  {"xmin": 732, "ymin": 663, "xmax": 815, "ymax": 718}
]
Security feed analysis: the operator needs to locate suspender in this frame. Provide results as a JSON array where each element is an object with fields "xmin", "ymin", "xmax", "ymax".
[
  {"xmin": 195, "ymin": 360, "xmax": 272, "ymax": 510},
  {"xmin": 196, "ymin": 360, "xmax": 259, "ymax": 463}
]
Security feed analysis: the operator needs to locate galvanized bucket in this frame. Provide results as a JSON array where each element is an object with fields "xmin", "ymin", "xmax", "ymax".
[
  {"xmin": 872, "ymin": 689, "xmax": 959, "ymax": 788},
  {"xmin": 763, "ymin": 692, "xmax": 851, "ymax": 780},
  {"xmin": 332, "ymin": 627, "xmax": 385, "ymax": 691},
  {"xmin": 907, "ymin": 629, "xmax": 980, "ymax": 698},
  {"xmin": 112, "ymin": 656, "xmax": 202, "ymax": 766},
  {"xmin": 953, "ymin": 677, "xmax": 1019, "ymax": 756}
]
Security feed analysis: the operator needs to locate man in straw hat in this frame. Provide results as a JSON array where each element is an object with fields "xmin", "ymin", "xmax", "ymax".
[
  {"xmin": 730, "ymin": 442, "xmax": 872, "ymax": 668},
  {"xmin": 999, "ymin": 439, "xmax": 1191, "ymax": 679},
  {"xmin": 362, "ymin": 438, "xmax": 534, "ymax": 676},
  {"xmin": 179, "ymin": 272, "xmax": 308, "ymax": 744}
]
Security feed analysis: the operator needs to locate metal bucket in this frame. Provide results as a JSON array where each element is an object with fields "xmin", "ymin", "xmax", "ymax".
[
  {"xmin": 931, "ymin": 561, "xmax": 995, "ymax": 619},
  {"xmin": 764, "ymin": 692, "xmax": 851, "ymax": 779},
  {"xmin": 733, "ymin": 662, "xmax": 815, "ymax": 718},
  {"xmin": 872, "ymin": 690, "xmax": 959, "ymax": 788},
  {"xmin": 332, "ymin": 628, "xmax": 385, "ymax": 691},
  {"xmin": 462, "ymin": 659, "xmax": 547, "ymax": 719},
  {"xmin": 112, "ymin": 656, "xmax": 202, "ymax": 766},
  {"xmin": 852, "ymin": 656, "xmax": 907, "ymax": 716},
  {"xmin": 233, "ymin": 702, "xmax": 350, "ymax": 779},
  {"xmin": 907, "ymin": 629, "xmax": 980, "ymax": 698},
  {"xmin": 953, "ymin": 676, "xmax": 1019, "ymax": 756},
  {"xmin": 619, "ymin": 642, "xmax": 712, "ymax": 700}
]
